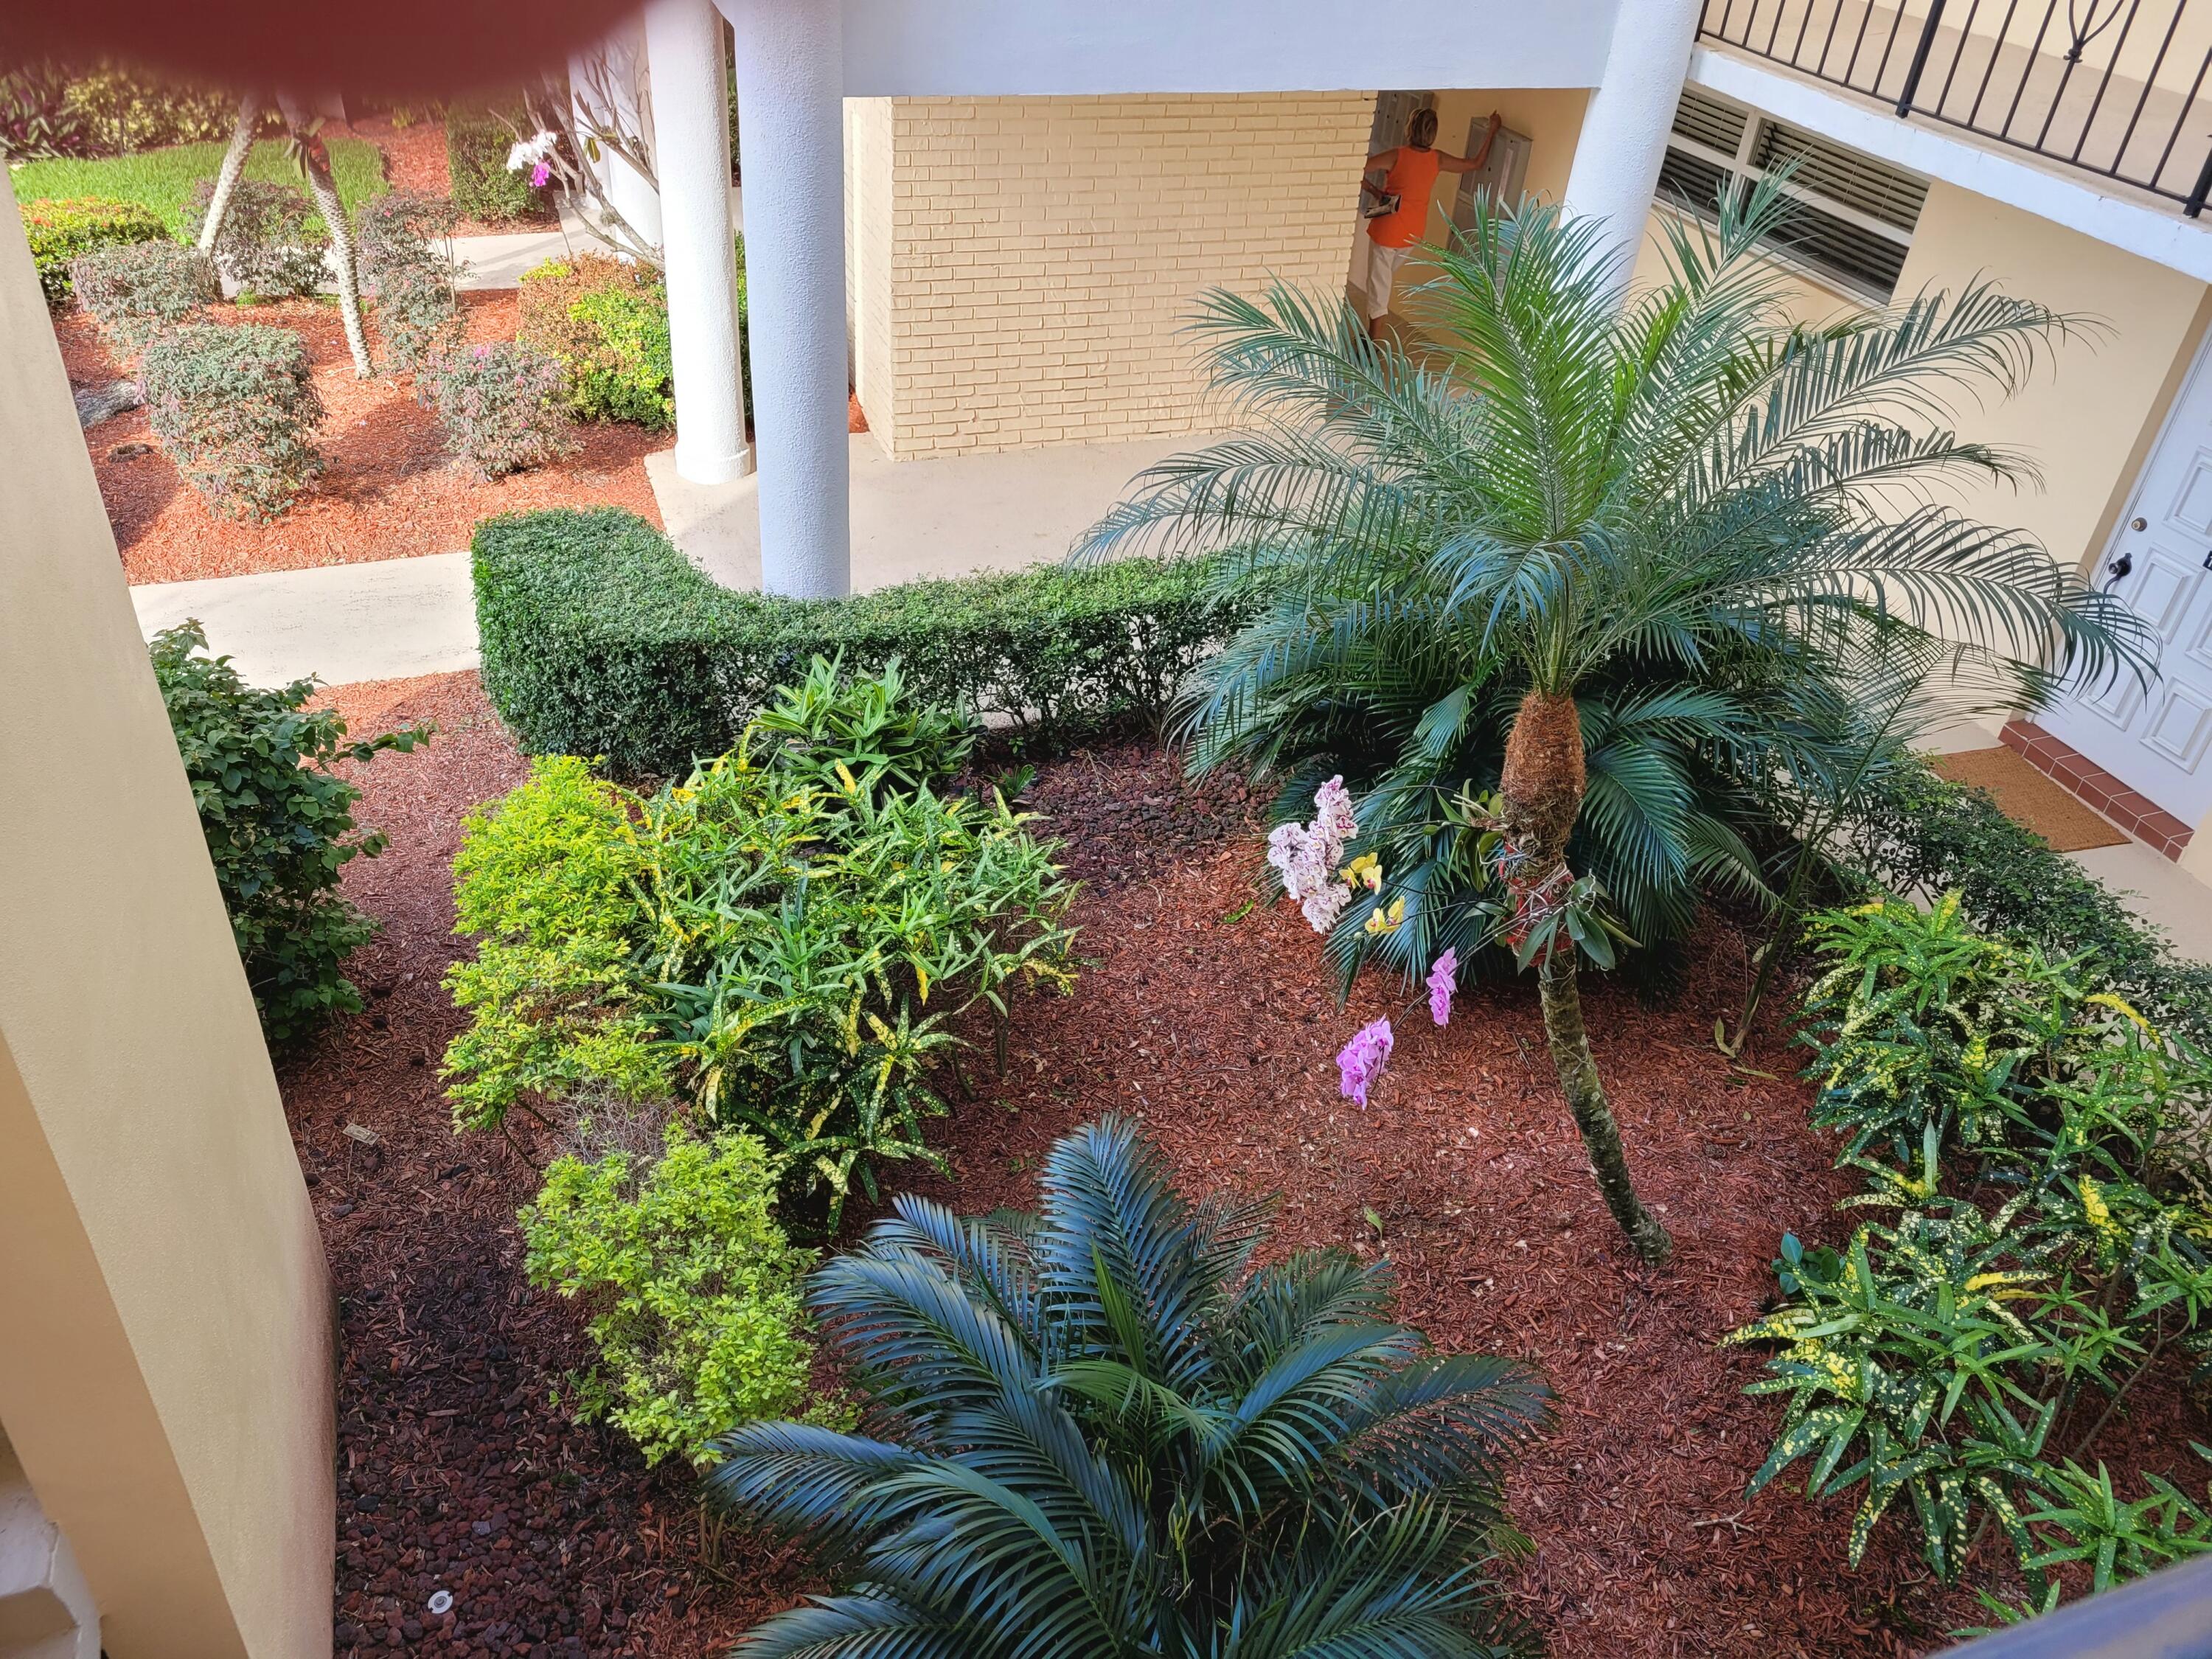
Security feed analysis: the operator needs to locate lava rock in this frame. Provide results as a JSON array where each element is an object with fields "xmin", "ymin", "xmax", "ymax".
[{"xmin": 74, "ymin": 379, "xmax": 142, "ymax": 429}]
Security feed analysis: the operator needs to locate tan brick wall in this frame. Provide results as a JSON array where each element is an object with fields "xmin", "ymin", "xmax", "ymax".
[{"xmin": 870, "ymin": 93, "xmax": 1374, "ymax": 458}]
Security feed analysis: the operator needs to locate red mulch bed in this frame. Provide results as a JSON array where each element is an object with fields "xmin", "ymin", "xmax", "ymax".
[
  {"xmin": 344, "ymin": 113, "xmax": 561, "ymax": 237},
  {"xmin": 60, "ymin": 293, "xmax": 666, "ymax": 584},
  {"xmin": 299, "ymin": 675, "xmax": 2204, "ymax": 1658}
]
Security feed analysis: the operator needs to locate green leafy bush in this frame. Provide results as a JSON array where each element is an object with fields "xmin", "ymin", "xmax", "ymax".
[
  {"xmin": 19, "ymin": 195, "xmax": 164, "ymax": 305},
  {"xmin": 445, "ymin": 661, "xmax": 1077, "ymax": 1222},
  {"xmin": 1835, "ymin": 754, "xmax": 2212, "ymax": 1054},
  {"xmin": 520, "ymin": 1124, "xmax": 820, "ymax": 1467},
  {"xmin": 150, "ymin": 621, "xmax": 431, "ymax": 1046},
  {"xmin": 357, "ymin": 191, "xmax": 464, "ymax": 372},
  {"xmin": 707, "ymin": 1114, "xmax": 1554, "ymax": 1656},
  {"xmin": 0, "ymin": 60, "xmax": 233, "ymax": 160},
  {"xmin": 69, "ymin": 238, "xmax": 214, "ymax": 351},
  {"xmin": 1798, "ymin": 895, "xmax": 2131, "ymax": 1165},
  {"xmin": 746, "ymin": 653, "xmax": 975, "ymax": 803},
  {"xmin": 472, "ymin": 507, "xmax": 1254, "ymax": 775},
  {"xmin": 1729, "ymin": 1197, "xmax": 2091, "ymax": 1585},
  {"xmin": 517, "ymin": 253, "xmax": 673, "ymax": 428},
  {"xmin": 1731, "ymin": 897, "xmax": 2212, "ymax": 1619},
  {"xmin": 142, "ymin": 323, "xmax": 324, "ymax": 521},
  {"xmin": 181, "ymin": 177, "xmax": 324, "ymax": 299},
  {"xmin": 418, "ymin": 341, "xmax": 574, "ymax": 479},
  {"xmin": 355, "ymin": 187, "xmax": 460, "ymax": 276},
  {"xmin": 445, "ymin": 104, "xmax": 543, "ymax": 222}
]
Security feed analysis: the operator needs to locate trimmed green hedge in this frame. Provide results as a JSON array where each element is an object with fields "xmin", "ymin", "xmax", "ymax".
[
  {"xmin": 1836, "ymin": 754, "xmax": 2212, "ymax": 1051},
  {"xmin": 472, "ymin": 507, "xmax": 1251, "ymax": 775}
]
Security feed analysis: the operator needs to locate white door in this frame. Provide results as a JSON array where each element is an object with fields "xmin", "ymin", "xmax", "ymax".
[{"xmin": 2040, "ymin": 338, "xmax": 2212, "ymax": 829}]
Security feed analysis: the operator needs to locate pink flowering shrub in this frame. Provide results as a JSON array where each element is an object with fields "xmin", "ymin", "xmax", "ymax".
[
  {"xmin": 419, "ymin": 341, "xmax": 577, "ymax": 479},
  {"xmin": 142, "ymin": 322, "xmax": 324, "ymax": 521}
]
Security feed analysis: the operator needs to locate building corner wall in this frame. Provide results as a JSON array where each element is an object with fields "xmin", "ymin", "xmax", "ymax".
[
  {"xmin": 0, "ymin": 176, "xmax": 334, "ymax": 1659},
  {"xmin": 1893, "ymin": 181, "xmax": 2210, "ymax": 577},
  {"xmin": 846, "ymin": 95, "xmax": 898, "ymax": 455}
]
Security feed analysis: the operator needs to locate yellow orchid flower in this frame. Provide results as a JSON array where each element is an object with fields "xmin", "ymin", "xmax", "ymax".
[
  {"xmin": 1363, "ymin": 897, "xmax": 1406, "ymax": 936},
  {"xmin": 1341, "ymin": 853, "xmax": 1383, "ymax": 892}
]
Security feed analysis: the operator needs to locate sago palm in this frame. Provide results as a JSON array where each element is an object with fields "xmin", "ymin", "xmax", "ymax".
[
  {"xmin": 706, "ymin": 1114, "xmax": 1552, "ymax": 1657},
  {"xmin": 1075, "ymin": 178, "xmax": 2149, "ymax": 1267}
]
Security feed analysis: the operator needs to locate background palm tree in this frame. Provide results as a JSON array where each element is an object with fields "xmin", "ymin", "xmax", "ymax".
[
  {"xmin": 1076, "ymin": 178, "xmax": 2150, "ymax": 1266},
  {"xmin": 707, "ymin": 1115, "xmax": 1552, "ymax": 1658}
]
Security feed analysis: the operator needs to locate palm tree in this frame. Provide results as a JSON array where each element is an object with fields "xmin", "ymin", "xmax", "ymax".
[
  {"xmin": 706, "ymin": 1115, "xmax": 1552, "ymax": 1657},
  {"xmin": 1075, "ymin": 178, "xmax": 2149, "ymax": 1267},
  {"xmin": 196, "ymin": 91, "xmax": 260, "ymax": 259},
  {"xmin": 276, "ymin": 94, "xmax": 372, "ymax": 377}
]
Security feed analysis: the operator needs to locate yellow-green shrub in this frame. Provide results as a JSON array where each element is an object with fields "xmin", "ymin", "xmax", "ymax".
[
  {"xmin": 517, "ymin": 253, "xmax": 674, "ymax": 428},
  {"xmin": 520, "ymin": 1125, "xmax": 818, "ymax": 1466},
  {"xmin": 445, "ymin": 757, "xmax": 667, "ymax": 1128},
  {"xmin": 20, "ymin": 195, "xmax": 164, "ymax": 305},
  {"xmin": 443, "ymin": 663, "xmax": 1077, "ymax": 1223}
]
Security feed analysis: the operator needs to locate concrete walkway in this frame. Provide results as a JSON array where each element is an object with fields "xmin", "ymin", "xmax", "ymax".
[
  {"xmin": 122, "ymin": 427, "xmax": 1188, "ymax": 685},
  {"xmin": 648, "ymin": 432, "xmax": 1192, "ymax": 592},
  {"xmin": 448, "ymin": 188, "xmax": 742, "ymax": 290},
  {"xmin": 131, "ymin": 553, "xmax": 476, "ymax": 689}
]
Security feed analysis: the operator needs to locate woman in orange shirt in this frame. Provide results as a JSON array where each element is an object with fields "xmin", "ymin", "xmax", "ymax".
[{"xmin": 1361, "ymin": 108, "xmax": 1503, "ymax": 340}]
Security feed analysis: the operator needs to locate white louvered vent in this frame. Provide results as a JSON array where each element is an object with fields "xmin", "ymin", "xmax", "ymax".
[{"xmin": 1658, "ymin": 88, "xmax": 1925, "ymax": 301}]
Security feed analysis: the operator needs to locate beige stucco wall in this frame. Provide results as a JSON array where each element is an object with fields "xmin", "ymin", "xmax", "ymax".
[
  {"xmin": 0, "ymin": 177, "xmax": 334, "ymax": 1658},
  {"xmin": 861, "ymin": 92, "xmax": 1374, "ymax": 458},
  {"xmin": 845, "ymin": 96, "xmax": 897, "ymax": 450},
  {"xmin": 1891, "ymin": 181, "xmax": 2212, "ymax": 580}
]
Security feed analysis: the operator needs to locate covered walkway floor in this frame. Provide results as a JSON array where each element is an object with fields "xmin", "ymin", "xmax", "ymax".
[{"xmin": 646, "ymin": 431, "xmax": 1194, "ymax": 592}]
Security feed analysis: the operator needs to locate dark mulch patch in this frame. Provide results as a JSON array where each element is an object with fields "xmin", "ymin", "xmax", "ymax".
[
  {"xmin": 299, "ymin": 675, "xmax": 786, "ymax": 1657},
  {"xmin": 298, "ymin": 675, "xmax": 2204, "ymax": 1658},
  {"xmin": 58, "ymin": 292, "xmax": 667, "ymax": 585}
]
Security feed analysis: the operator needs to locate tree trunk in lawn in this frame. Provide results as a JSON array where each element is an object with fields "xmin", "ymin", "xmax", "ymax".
[
  {"xmin": 1499, "ymin": 687, "xmax": 1674, "ymax": 1267},
  {"xmin": 198, "ymin": 93, "xmax": 260, "ymax": 255},
  {"xmin": 277, "ymin": 94, "xmax": 372, "ymax": 377}
]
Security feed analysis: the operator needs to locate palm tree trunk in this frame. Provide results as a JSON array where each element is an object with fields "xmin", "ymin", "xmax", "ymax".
[
  {"xmin": 1500, "ymin": 688, "xmax": 1673, "ymax": 1267},
  {"xmin": 276, "ymin": 95, "xmax": 372, "ymax": 377},
  {"xmin": 198, "ymin": 93, "xmax": 260, "ymax": 255},
  {"xmin": 1537, "ymin": 948, "xmax": 1673, "ymax": 1264}
]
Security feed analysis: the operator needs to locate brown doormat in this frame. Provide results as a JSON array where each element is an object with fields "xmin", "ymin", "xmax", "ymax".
[{"xmin": 1927, "ymin": 746, "xmax": 2128, "ymax": 852}]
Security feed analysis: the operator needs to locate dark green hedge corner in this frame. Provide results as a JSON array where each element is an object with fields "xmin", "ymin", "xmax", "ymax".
[{"xmin": 471, "ymin": 507, "xmax": 1249, "ymax": 776}]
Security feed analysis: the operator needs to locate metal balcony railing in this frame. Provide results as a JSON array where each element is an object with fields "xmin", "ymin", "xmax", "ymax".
[{"xmin": 1696, "ymin": 0, "xmax": 2212, "ymax": 213}]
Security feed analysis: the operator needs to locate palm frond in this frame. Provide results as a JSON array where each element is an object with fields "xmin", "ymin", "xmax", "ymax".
[{"xmin": 712, "ymin": 1118, "xmax": 1545, "ymax": 1656}]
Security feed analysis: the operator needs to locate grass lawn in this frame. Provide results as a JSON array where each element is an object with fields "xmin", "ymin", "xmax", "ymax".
[{"xmin": 10, "ymin": 137, "xmax": 386, "ymax": 237}]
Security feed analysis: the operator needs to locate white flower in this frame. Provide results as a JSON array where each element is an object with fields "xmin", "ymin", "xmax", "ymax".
[
  {"xmin": 1268, "ymin": 776, "xmax": 1363, "ymax": 934},
  {"xmin": 1314, "ymin": 775, "xmax": 1358, "ymax": 847},
  {"xmin": 505, "ymin": 131, "xmax": 559, "ymax": 173},
  {"xmin": 1301, "ymin": 886, "xmax": 1352, "ymax": 933}
]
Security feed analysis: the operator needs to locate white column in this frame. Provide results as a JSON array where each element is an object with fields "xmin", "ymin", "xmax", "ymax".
[
  {"xmin": 644, "ymin": 0, "xmax": 750, "ymax": 486},
  {"xmin": 573, "ymin": 23, "xmax": 662, "ymax": 253},
  {"xmin": 1562, "ymin": 0, "xmax": 1703, "ymax": 296},
  {"xmin": 725, "ymin": 0, "xmax": 852, "ymax": 599}
]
